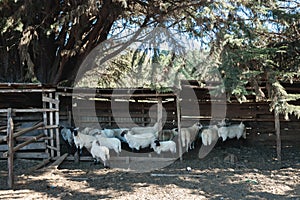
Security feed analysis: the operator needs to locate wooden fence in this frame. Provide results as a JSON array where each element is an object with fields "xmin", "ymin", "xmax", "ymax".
[{"xmin": 0, "ymin": 82, "xmax": 300, "ymax": 188}]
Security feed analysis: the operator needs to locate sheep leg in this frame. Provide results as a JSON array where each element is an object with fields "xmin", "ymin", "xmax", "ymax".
[
  {"xmin": 93, "ymin": 158, "xmax": 100, "ymax": 165},
  {"xmin": 103, "ymin": 161, "xmax": 110, "ymax": 169}
]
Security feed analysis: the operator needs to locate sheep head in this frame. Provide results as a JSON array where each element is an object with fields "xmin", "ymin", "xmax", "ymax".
[
  {"xmin": 154, "ymin": 140, "xmax": 160, "ymax": 146},
  {"xmin": 96, "ymin": 140, "xmax": 101, "ymax": 146},
  {"xmin": 73, "ymin": 128, "xmax": 79, "ymax": 137},
  {"xmin": 194, "ymin": 122, "xmax": 203, "ymax": 130},
  {"xmin": 120, "ymin": 130, "xmax": 129, "ymax": 137}
]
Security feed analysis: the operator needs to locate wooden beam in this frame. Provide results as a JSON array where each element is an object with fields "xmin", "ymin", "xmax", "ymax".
[
  {"xmin": 151, "ymin": 173, "xmax": 205, "ymax": 178},
  {"xmin": 2, "ymin": 133, "xmax": 46, "ymax": 158},
  {"xmin": 12, "ymin": 122, "xmax": 44, "ymax": 139},
  {"xmin": 47, "ymin": 153, "xmax": 68, "ymax": 170},
  {"xmin": 42, "ymin": 96, "xmax": 59, "ymax": 105},
  {"xmin": 27, "ymin": 158, "xmax": 51, "ymax": 173},
  {"xmin": 0, "ymin": 108, "xmax": 58, "ymax": 113},
  {"xmin": 0, "ymin": 89, "xmax": 56, "ymax": 93}
]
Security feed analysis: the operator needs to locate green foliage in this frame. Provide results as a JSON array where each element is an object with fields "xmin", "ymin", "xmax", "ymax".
[
  {"xmin": 270, "ymin": 81, "xmax": 300, "ymax": 119},
  {"xmin": 0, "ymin": 0, "xmax": 300, "ymax": 118}
]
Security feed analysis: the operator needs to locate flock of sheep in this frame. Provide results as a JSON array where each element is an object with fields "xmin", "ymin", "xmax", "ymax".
[{"xmin": 59, "ymin": 119, "xmax": 246, "ymax": 168}]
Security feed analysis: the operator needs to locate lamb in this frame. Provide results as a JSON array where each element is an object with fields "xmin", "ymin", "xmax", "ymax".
[
  {"xmin": 120, "ymin": 130, "xmax": 156, "ymax": 151},
  {"xmin": 73, "ymin": 129, "xmax": 97, "ymax": 153},
  {"xmin": 130, "ymin": 122, "xmax": 159, "ymax": 136},
  {"xmin": 90, "ymin": 140, "xmax": 110, "ymax": 168},
  {"xmin": 181, "ymin": 122, "xmax": 203, "ymax": 152},
  {"xmin": 151, "ymin": 140, "xmax": 176, "ymax": 154},
  {"xmin": 218, "ymin": 122, "xmax": 246, "ymax": 142},
  {"xmin": 95, "ymin": 135, "xmax": 122, "ymax": 155},
  {"xmin": 201, "ymin": 125, "xmax": 219, "ymax": 146}
]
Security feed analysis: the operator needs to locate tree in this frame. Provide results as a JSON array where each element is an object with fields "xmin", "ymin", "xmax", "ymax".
[
  {"xmin": 1, "ymin": 0, "xmax": 220, "ymax": 84},
  {"xmin": 1, "ymin": 0, "xmax": 300, "ymax": 119}
]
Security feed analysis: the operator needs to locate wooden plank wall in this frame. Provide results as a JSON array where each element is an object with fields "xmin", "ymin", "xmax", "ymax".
[
  {"xmin": 0, "ymin": 92, "xmax": 49, "ymax": 159},
  {"xmin": 59, "ymin": 86, "xmax": 300, "ymax": 148},
  {"xmin": 59, "ymin": 95, "xmax": 177, "ymax": 130},
  {"xmin": 0, "ymin": 88, "xmax": 59, "ymax": 160},
  {"xmin": 180, "ymin": 82, "xmax": 300, "ymax": 147}
]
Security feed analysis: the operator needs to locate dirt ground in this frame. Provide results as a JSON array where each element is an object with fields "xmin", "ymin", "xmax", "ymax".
[{"xmin": 0, "ymin": 140, "xmax": 300, "ymax": 200}]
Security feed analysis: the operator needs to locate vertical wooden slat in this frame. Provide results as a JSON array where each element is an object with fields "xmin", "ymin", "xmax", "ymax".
[
  {"xmin": 274, "ymin": 110, "xmax": 281, "ymax": 162},
  {"xmin": 157, "ymin": 97, "xmax": 163, "ymax": 135},
  {"xmin": 49, "ymin": 93, "xmax": 54, "ymax": 157},
  {"xmin": 176, "ymin": 93, "xmax": 183, "ymax": 161},
  {"xmin": 55, "ymin": 92, "xmax": 60, "ymax": 157},
  {"xmin": 42, "ymin": 92, "xmax": 49, "ymax": 156},
  {"xmin": 7, "ymin": 108, "xmax": 14, "ymax": 189},
  {"xmin": 68, "ymin": 111, "xmax": 72, "ymax": 126}
]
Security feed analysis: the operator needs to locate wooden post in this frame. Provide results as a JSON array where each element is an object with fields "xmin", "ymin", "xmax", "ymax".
[
  {"xmin": 55, "ymin": 92, "xmax": 61, "ymax": 157},
  {"xmin": 42, "ymin": 93, "xmax": 49, "ymax": 156},
  {"xmin": 49, "ymin": 93, "xmax": 55, "ymax": 158},
  {"xmin": 7, "ymin": 108, "xmax": 14, "ymax": 189},
  {"xmin": 157, "ymin": 97, "xmax": 163, "ymax": 135},
  {"xmin": 274, "ymin": 109, "xmax": 281, "ymax": 162},
  {"xmin": 176, "ymin": 93, "xmax": 183, "ymax": 161}
]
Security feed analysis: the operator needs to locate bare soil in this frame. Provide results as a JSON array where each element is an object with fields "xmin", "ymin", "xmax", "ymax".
[{"xmin": 0, "ymin": 141, "xmax": 300, "ymax": 200}]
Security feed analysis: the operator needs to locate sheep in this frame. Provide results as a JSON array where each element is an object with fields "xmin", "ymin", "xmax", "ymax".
[
  {"xmin": 73, "ymin": 129, "xmax": 97, "ymax": 153},
  {"xmin": 201, "ymin": 125, "xmax": 219, "ymax": 146},
  {"xmin": 217, "ymin": 118, "xmax": 230, "ymax": 127},
  {"xmin": 80, "ymin": 127, "xmax": 93, "ymax": 135},
  {"xmin": 95, "ymin": 135, "xmax": 122, "ymax": 155},
  {"xmin": 158, "ymin": 128, "xmax": 178, "ymax": 141},
  {"xmin": 120, "ymin": 130, "xmax": 156, "ymax": 151},
  {"xmin": 130, "ymin": 122, "xmax": 159, "ymax": 136},
  {"xmin": 181, "ymin": 122, "xmax": 203, "ymax": 152},
  {"xmin": 100, "ymin": 128, "xmax": 115, "ymax": 138},
  {"xmin": 88, "ymin": 128, "xmax": 102, "ymax": 136},
  {"xmin": 80, "ymin": 127, "xmax": 102, "ymax": 136},
  {"xmin": 112, "ymin": 128, "xmax": 129, "ymax": 142},
  {"xmin": 59, "ymin": 125, "xmax": 74, "ymax": 146},
  {"xmin": 218, "ymin": 122, "xmax": 246, "ymax": 142},
  {"xmin": 90, "ymin": 140, "xmax": 110, "ymax": 168},
  {"xmin": 151, "ymin": 139, "xmax": 176, "ymax": 154}
]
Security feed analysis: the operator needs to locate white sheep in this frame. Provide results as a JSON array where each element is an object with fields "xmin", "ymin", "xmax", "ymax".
[
  {"xmin": 95, "ymin": 135, "xmax": 122, "ymax": 155},
  {"xmin": 80, "ymin": 127, "xmax": 102, "ymax": 136},
  {"xmin": 91, "ymin": 140, "xmax": 110, "ymax": 168},
  {"xmin": 201, "ymin": 125, "xmax": 219, "ymax": 146},
  {"xmin": 151, "ymin": 140, "xmax": 176, "ymax": 154},
  {"xmin": 73, "ymin": 129, "xmax": 97, "ymax": 152},
  {"xmin": 80, "ymin": 127, "xmax": 93, "ymax": 135},
  {"xmin": 100, "ymin": 128, "xmax": 115, "ymax": 138},
  {"xmin": 130, "ymin": 122, "xmax": 159, "ymax": 136},
  {"xmin": 181, "ymin": 122, "xmax": 203, "ymax": 152},
  {"xmin": 112, "ymin": 128, "xmax": 129, "ymax": 142},
  {"xmin": 120, "ymin": 130, "xmax": 156, "ymax": 151},
  {"xmin": 218, "ymin": 122, "xmax": 246, "ymax": 142}
]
